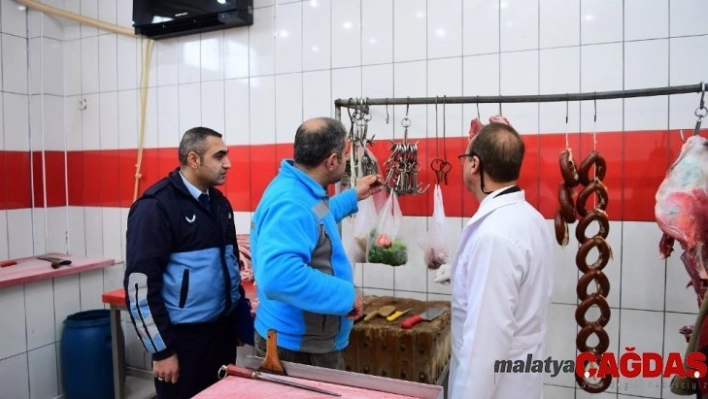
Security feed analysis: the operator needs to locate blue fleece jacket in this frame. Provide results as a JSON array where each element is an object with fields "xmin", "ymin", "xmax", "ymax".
[{"xmin": 251, "ymin": 159, "xmax": 359, "ymax": 353}]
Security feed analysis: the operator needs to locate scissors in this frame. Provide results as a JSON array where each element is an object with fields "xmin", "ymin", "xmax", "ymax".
[{"xmin": 431, "ymin": 158, "xmax": 452, "ymax": 185}]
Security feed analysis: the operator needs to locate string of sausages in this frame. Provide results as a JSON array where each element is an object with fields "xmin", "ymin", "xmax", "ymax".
[{"xmin": 555, "ymin": 148, "xmax": 614, "ymax": 393}]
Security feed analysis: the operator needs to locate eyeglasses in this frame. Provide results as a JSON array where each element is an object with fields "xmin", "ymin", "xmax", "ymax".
[{"xmin": 457, "ymin": 153, "xmax": 475, "ymax": 164}]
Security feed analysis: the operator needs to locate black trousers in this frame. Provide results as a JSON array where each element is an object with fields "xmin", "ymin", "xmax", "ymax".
[
  {"xmin": 155, "ymin": 312, "xmax": 238, "ymax": 399},
  {"xmin": 254, "ymin": 332, "xmax": 345, "ymax": 370}
]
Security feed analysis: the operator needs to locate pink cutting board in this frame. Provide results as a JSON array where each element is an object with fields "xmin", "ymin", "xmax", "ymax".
[{"xmin": 193, "ymin": 374, "xmax": 421, "ymax": 399}]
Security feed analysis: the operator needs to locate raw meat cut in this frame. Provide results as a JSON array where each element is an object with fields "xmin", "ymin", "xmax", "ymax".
[
  {"xmin": 467, "ymin": 115, "xmax": 513, "ymax": 139},
  {"xmin": 238, "ymin": 234, "xmax": 254, "ymax": 282},
  {"xmin": 655, "ymin": 135, "xmax": 708, "ymax": 307}
]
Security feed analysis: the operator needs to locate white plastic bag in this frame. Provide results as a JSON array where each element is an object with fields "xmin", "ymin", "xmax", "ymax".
[
  {"xmin": 348, "ymin": 195, "xmax": 378, "ymax": 263},
  {"xmin": 366, "ymin": 191, "xmax": 408, "ymax": 266},
  {"xmin": 419, "ymin": 184, "xmax": 449, "ymax": 270}
]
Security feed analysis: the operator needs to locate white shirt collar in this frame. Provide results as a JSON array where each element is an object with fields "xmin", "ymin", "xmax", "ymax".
[{"xmin": 179, "ymin": 171, "xmax": 207, "ymax": 200}]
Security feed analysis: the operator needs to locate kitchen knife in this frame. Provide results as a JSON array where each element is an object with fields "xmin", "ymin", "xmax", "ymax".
[
  {"xmin": 386, "ymin": 308, "xmax": 412, "ymax": 322},
  {"xmin": 400, "ymin": 307, "xmax": 446, "ymax": 329},
  {"xmin": 219, "ymin": 364, "xmax": 341, "ymax": 397},
  {"xmin": 36, "ymin": 256, "xmax": 72, "ymax": 269}
]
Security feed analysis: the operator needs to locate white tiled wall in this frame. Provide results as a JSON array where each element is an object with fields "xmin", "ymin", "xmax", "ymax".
[{"xmin": 0, "ymin": 0, "xmax": 707, "ymax": 398}]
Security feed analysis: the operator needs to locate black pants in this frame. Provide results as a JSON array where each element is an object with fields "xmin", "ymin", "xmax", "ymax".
[
  {"xmin": 254, "ymin": 332, "xmax": 344, "ymax": 370},
  {"xmin": 155, "ymin": 312, "xmax": 238, "ymax": 399}
]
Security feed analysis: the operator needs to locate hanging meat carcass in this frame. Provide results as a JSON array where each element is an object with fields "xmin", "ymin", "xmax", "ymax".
[{"xmin": 655, "ymin": 135, "xmax": 708, "ymax": 308}]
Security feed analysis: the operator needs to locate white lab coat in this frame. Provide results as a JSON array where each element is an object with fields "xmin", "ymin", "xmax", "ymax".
[{"xmin": 448, "ymin": 187, "xmax": 554, "ymax": 399}]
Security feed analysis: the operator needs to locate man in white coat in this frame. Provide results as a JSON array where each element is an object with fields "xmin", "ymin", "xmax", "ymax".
[{"xmin": 448, "ymin": 122, "xmax": 554, "ymax": 398}]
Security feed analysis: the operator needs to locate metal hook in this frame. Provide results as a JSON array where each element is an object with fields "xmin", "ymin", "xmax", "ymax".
[
  {"xmin": 476, "ymin": 96, "xmax": 481, "ymax": 119},
  {"xmin": 385, "ymin": 100, "xmax": 390, "ymax": 124},
  {"xmin": 694, "ymin": 82, "xmax": 707, "ymax": 137},
  {"xmin": 565, "ymin": 99, "xmax": 569, "ymax": 125},
  {"xmin": 498, "ymin": 96, "xmax": 502, "ymax": 115},
  {"xmin": 593, "ymin": 95, "xmax": 597, "ymax": 123}
]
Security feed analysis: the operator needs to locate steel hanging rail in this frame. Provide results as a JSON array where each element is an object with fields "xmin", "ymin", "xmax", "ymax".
[{"xmin": 334, "ymin": 82, "xmax": 708, "ymax": 107}]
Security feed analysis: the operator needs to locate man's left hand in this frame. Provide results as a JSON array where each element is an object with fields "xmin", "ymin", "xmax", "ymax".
[
  {"xmin": 355, "ymin": 174, "xmax": 384, "ymax": 201},
  {"xmin": 346, "ymin": 290, "xmax": 364, "ymax": 320}
]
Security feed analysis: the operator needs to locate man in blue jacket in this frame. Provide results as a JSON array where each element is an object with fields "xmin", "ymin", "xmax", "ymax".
[
  {"xmin": 124, "ymin": 127, "xmax": 245, "ymax": 399},
  {"xmin": 251, "ymin": 117, "xmax": 382, "ymax": 369}
]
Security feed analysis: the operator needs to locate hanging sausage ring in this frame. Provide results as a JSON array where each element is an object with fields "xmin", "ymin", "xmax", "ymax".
[{"xmin": 572, "ymin": 149, "xmax": 614, "ymax": 394}]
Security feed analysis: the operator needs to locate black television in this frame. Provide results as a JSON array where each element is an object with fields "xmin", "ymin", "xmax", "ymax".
[{"xmin": 133, "ymin": 0, "xmax": 253, "ymax": 40}]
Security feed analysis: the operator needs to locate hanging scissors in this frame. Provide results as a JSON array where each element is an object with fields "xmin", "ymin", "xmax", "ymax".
[{"xmin": 431, "ymin": 158, "xmax": 452, "ymax": 185}]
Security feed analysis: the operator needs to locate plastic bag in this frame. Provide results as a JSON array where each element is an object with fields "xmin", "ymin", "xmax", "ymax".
[
  {"xmin": 366, "ymin": 191, "xmax": 408, "ymax": 266},
  {"xmin": 348, "ymin": 195, "xmax": 378, "ymax": 263},
  {"xmin": 419, "ymin": 184, "xmax": 449, "ymax": 270}
]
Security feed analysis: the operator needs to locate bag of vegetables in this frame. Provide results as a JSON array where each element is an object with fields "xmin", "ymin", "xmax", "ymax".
[{"xmin": 366, "ymin": 191, "xmax": 408, "ymax": 266}]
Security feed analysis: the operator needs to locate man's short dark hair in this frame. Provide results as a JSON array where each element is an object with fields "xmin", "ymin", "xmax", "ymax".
[
  {"xmin": 178, "ymin": 127, "xmax": 223, "ymax": 165},
  {"xmin": 293, "ymin": 118, "xmax": 347, "ymax": 167},
  {"xmin": 468, "ymin": 122, "xmax": 525, "ymax": 182}
]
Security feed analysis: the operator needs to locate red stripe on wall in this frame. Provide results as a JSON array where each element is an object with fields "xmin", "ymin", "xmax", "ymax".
[{"xmin": 1, "ymin": 130, "xmax": 698, "ymax": 221}]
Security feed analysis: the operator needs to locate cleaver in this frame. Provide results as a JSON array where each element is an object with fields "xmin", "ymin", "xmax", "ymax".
[{"xmin": 400, "ymin": 307, "xmax": 446, "ymax": 329}]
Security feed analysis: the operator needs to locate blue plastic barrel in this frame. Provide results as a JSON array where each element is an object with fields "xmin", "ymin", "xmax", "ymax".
[{"xmin": 60, "ymin": 309, "xmax": 113, "ymax": 399}]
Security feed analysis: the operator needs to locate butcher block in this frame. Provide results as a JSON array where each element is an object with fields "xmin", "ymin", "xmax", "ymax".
[
  {"xmin": 344, "ymin": 296, "xmax": 451, "ymax": 386},
  {"xmin": 194, "ymin": 357, "xmax": 444, "ymax": 399}
]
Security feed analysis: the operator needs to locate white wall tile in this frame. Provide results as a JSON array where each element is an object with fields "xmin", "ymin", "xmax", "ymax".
[
  {"xmin": 79, "ymin": 269, "xmax": 105, "ymax": 310},
  {"xmin": 28, "ymin": 344, "xmax": 58, "ymax": 399},
  {"xmin": 99, "ymin": 92, "xmax": 118, "ymax": 150},
  {"xmin": 63, "ymin": 0, "xmax": 81, "ymax": 41},
  {"xmin": 202, "ymin": 81, "xmax": 226, "ymax": 135},
  {"xmin": 625, "ymin": 0, "xmax": 668, "ymax": 41},
  {"xmin": 580, "ymin": 43, "xmax": 623, "ymax": 132},
  {"xmin": 665, "ymin": 252, "xmax": 700, "ymax": 313},
  {"xmin": 331, "ymin": 0, "xmax": 361, "ymax": 69},
  {"xmin": 156, "ymin": 38, "xmax": 179, "ymax": 86},
  {"xmin": 2, "ymin": 0, "xmax": 28, "ymax": 37},
  {"xmin": 65, "ymin": 96, "xmax": 83, "ymax": 151},
  {"xmin": 103, "ymin": 262, "xmax": 125, "ymax": 292},
  {"xmin": 463, "ymin": 0, "xmax": 499, "ymax": 56},
  {"xmin": 177, "ymin": 35, "xmax": 201, "ymax": 84},
  {"xmin": 0, "ymin": 353, "xmax": 29, "ymax": 399},
  {"xmin": 618, "ymin": 309, "xmax": 664, "ymax": 397},
  {"xmin": 394, "ymin": 290, "xmax": 427, "ymax": 301},
  {"xmin": 80, "ymin": 36, "xmax": 99, "ymax": 94},
  {"xmin": 25, "ymin": 279, "xmax": 55, "ymax": 350},
  {"xmin": 84, "ymin": 207, "xmax": 103, "ymax": 258},
  {"xmin": 120, "ymin": 208, "xmax": 129, "ymax": 262},
  {"xmin": 427, "ymin": 0, "xmax": 462, "ymax": 59},
  {"xmin": 0, "ymin": 212, "xmax": 8, "ymax": 259},
  {"xmin": 361, "ymin": 0, "xmax": 392, "ymax": 66},
  {"xmin": 234, "ymin": 212, "xmax": 251, "ymax": 235},
  {"xmin": 302, "ymin": 0, "xmax": 331, "ymax": 71},
  {"xmin": 662, "ymin": 312, "xmax": 699, "ymax": 398},
  {"xmin": 80, "ymin": 0, "xmax": 98, "ymax": 38},
  {"xmin": 4, "ymin": 92, "xmax": 30, "ymax": 151},
  {"xmin": 275, "ymin": 73, "xmax": 302, "ymax": 143},
  {"xmin": 224, "ymin": 27, "xmax": 249, "ymax": 80},
  {"xmin": 64, "ymin": 40, "xmax": 81, "ymax": 96},
  {"xmin": 98, "ymin": 34, "xmax": 117, "ymax": 92},
  {"xmin": 621, "ymin": 223, "xmax": 665, "ymax": 311},
  {"xmin": 393, "ymin": 61, "xmax": 426, "ymax": 139},
  {"xmin": 8, "ymin": 209, "xmax": 33, "ymax": 258},
  {"xmin": 156, "ymin": 85, "xmax": 179, "ymax": 148},
  {"xmin": 274, "ymin": 2, "xmax": 302, "ymax": 74},
  {"xmin": 670, "ymin": 0, "xmax": 708, "ymax": 38},
  {"xmin": 118, "ymin": 90, "xmax": 138, "ymax": 149},
  {"xmin": 302, "ymin": 70, "xmax": 332, "ymax": 120},
  {"xmin": 102, "ymin": 208, "xmax": 122, "ymax": 262},
  {"xmin": 224, "ymin": 78, "xmax": 250, "ymax": 145},
  {"xmin": 116, "ymin": 0, "xmax": 132, "ymax": 28},
  {"xmin": 67, "ymin": 207, "xmax": 86, "ymax": 256},
  {"xmin": 580, "ymin": 0, "xmax": 622, "ymax": 45},
  {"xmin": 362, "ymin": 287, "xmax": 394, "ymax": 297},
  {"xmin": 3, "ymin": 34, "xmax": 28, "ymax": 94},
  {"xmin": 29, "ymin": 0, "xmax": 63, "ymax": 41},
  {"xmin": 393, "ymin": 0, "xmax": 426, "ymax": 62},
  {"xmin": 548, "ymin": 219, "xmax": 579, "ymax": 304},
  {"xmin": 501, "ymin": 0, "xmax": 539, "ymax": 52},
  {"xmin": 670, "ymin": 36, "xmax": 708, "ymax": 86},
  {"xmin": 362, "ymin": 262, "xmax": 394, "ymax": 289},
  {"xmin": 43, "ymin": 38, "xmax": 63, "ymax": 96},
  {"xmin": 81, "ymin": 93, "xmax": 99, "ymax": 150},
  {"xmin": 29, "ymin": 38, "xmax": 41, "ymax": 95},
  {"xmin": 539, "ymin": 47, "xmax": 580, "ymax": 134},
  {"xmin": 501, "ymin": 51, "xmax": 539, "ymax": 134},
  {"xmin": 539, "ymin": 0, "xmax": 579, "ymax": 49},
  {"xmin": 201, "ymin": 30, "xmax": 225, "ymax": 82},
  {"xmin": 255, "ymin": 0, "xmax": 275, "ymax": 8},
  {"xmin": 462, "ymin": 54, "xmax": 500, "ymax": 121},
  {"xmin": 393, "ymin": 217, "xmax": 427, "ymax": 292},
  {"xmin": 544, "ymin": 386, "xmax": 575, "ymax": 399},
  {"xmin": 249, "ymin": 6, "xmax": 275, "ymax": 76},
  {"xmin": 46, "ymin": 206, "xmax": 67, "ymax": 253},
  {"xmin": 427, "ymin": 58, "xmax": 463, "ymax": 138},
  {"xmin": 249, "ymin": 76, "xmax": 276, "ymax": 144},
  {"xmin": 543, "ymin": 304, "xmax": 576, "ymax": 388},
  {"xmin": 332, "ymin": 67, "xmax": 361, "ymax": 108},
  {"xmin": 0, "ymin": 285, "xmax": 28, "ymax": 359},
  {"xmin": 54, "ymin": 273, "xmax": 81, "ymax": 341},
  {"xmin": 97, "ymin": 0, "xmax": 117, "ymax": 30},
  {"xmin": 178, "ymin": 83, "xmax": 202, "ymax": 135},
  {"xmin": 361, "ymin": 64, "xmax": 393, "ymax": 140},
  {"xmin": 31, "ymin": 204, "xmax": 46, "ymax": 255},
  {"xmin": 116, "ymin": 35, "xmax": 137, "ymax": 90}
]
